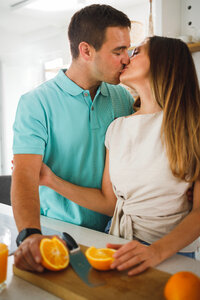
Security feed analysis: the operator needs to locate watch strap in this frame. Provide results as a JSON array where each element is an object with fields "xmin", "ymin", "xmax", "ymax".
[{"xmin": 16, "ymin": 228, "xmax": 42, "ymax": 247}]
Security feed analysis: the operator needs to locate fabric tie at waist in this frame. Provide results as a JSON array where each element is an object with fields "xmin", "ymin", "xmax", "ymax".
[
  {"xmin": 109, "ymin": 196, "xmax": 133, "ymax": 240},
  {"xmin": 108, "ymin": 196, "xmax": 200, "ymax": 252}
]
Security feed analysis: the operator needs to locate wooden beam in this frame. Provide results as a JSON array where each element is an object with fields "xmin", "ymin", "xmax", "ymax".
[
  {"xmin": 187, "ymin": 42, "xmax": 200, "ymax": 53},
  {"xmin": 129, "ymin": 42, "xmax": 200, "ymax": 53}
]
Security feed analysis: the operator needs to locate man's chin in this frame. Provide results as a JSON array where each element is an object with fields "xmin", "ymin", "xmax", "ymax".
[{"xmin": 106, "ymin": 78, "xmax": 120, "ymax": 85}]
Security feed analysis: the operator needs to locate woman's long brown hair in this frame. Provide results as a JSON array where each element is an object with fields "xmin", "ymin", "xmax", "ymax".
[{"xmin": 148, "ymin": 36, "xmax": 200, "ymax": 182}]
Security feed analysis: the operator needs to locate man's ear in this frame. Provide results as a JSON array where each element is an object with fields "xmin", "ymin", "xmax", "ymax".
[{"xmin": 79, "ymin": 42, "xmax": 94, "ymax": 61}]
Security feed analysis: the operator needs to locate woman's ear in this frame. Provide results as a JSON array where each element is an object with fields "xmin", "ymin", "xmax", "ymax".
[{"xmin": 79, "ymin": 42, "xmax": 94, "ymax": 61}]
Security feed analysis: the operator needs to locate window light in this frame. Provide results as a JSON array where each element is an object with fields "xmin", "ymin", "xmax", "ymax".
[{"xmin": 26, "ymin": 0, "xmax": 84, "ymax": 12}]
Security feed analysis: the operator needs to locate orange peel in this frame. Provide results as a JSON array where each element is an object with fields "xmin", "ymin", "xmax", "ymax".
[{"xmin": 164, "ymin": 271, "xmax": 200, "ymax": 300}]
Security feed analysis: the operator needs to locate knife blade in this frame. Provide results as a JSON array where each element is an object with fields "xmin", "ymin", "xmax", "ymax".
[{"xmin": 62, "ymin": 232, "xmax": 105, "ymax": 287}]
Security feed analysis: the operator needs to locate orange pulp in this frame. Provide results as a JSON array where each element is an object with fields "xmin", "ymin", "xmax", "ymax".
[
  {"xmin": 40, "ymin": 237, "xmax": 69, "ymax": 271},
  {"xmin": 85, "ymin": 246, "xmax": 116, "ymax": 271}
]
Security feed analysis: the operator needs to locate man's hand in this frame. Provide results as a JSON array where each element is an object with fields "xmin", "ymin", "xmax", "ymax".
[
  {"xmin": 186, "ymin": 186, "xmax": 194, "ymax": 203},
  {"xmin": 14, "ymin": 234, "xmax": 66, "ymax": 272}
]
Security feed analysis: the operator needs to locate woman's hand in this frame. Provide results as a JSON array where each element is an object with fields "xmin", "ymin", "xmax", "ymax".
[
  {"xmin": 107, "ymin": 240, "xmax": 161, "ymax": 276},
  {"xmin": 39, "ymin": 163, "xmax": 54, "ymax": 187}
]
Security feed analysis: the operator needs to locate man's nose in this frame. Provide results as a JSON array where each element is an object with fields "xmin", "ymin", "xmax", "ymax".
[{"xmin": 121, "ymin": 52, "xmax": 130, "ymax": 65}]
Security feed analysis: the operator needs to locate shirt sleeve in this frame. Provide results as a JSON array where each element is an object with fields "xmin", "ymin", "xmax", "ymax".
[
  {"xmin": 104, "ymin": 120, "xmax": 115, "ymax": 150},
  {"xmin": 13, "ymin": 93, "xmax": 48, "ymax": 155}
]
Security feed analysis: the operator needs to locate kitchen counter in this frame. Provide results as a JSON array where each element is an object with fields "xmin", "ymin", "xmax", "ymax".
[{"xmin": 1, "ymin": 203, "xmax": 200, "ymax": 300}]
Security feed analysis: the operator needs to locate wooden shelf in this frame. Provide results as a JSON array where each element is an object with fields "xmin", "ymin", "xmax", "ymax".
[
  {"xmin": 187, "ymin": 42, "xmax": 200, "ymax": 53},
  {"xmin": 129, "ymin": 42, "xmax": 200, "ymax": 53}
]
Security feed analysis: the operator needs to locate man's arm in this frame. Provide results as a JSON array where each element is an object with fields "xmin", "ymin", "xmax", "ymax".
[
  {"xmin": 11, "ymin": 154, "xmax": 42, "ymax": 231},
  {"xmin": 11, "ymin": 154, "xmax": 45, "ymax": 272}
]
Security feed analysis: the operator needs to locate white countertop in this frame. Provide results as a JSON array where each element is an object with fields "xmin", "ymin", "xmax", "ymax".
[{"xmin": 1, "ymin": 203, "xmax": 200, "ymax": 300}]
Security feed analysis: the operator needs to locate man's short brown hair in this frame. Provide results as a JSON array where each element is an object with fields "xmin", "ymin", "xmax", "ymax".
[{"xmin": 68, "ymin": 4, "xmax": 131, "ymax": 59}]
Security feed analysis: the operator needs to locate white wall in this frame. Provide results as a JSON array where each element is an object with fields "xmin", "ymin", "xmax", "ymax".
[
  {"xmin": 156, "ymin": 0, "xmax": 200, "ymax": 40},
  {"xmin": 161, "ymin": 0, "xmax": 181, "ymax": 37},
  {"xmin": 181, "ymin": 0, "xmax": 200, "ymax": 40},
  {"xmin": 0, "ymin": 26, "xmax": 71, "ymax": 174},
  {"xmin": 124, "ymin": 2, "xmax": 149, "ymax": 33}
]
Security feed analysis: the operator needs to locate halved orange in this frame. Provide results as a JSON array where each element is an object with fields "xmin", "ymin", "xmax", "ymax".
[
  {"xmin": 164, "ymin": 271, "xmax": 200, "ymax": 300},
  {"xmin": 85, "ymin": 246, "xmax": 116, "ymax": 271},
  {"xmin": 40, "ymin": 237, "xmax": 69, "ymax": 271}
]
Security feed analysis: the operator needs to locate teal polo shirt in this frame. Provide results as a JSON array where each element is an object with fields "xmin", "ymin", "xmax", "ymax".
[{"xmin": 13, "ymin": 69, "xmax": 134, "ymax": 231}]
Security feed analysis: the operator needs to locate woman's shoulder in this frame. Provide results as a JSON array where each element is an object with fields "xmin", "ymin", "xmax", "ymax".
[
  {"xmin": 105, "ymin": 116, "xmax": 127, "ymax": 148},
  {"xmin": 108, "ymin": 116, "xmax": 127, "ymax": 131}
]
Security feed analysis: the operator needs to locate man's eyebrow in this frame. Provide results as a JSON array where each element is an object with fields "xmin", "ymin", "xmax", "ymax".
[{"xmin": 112, "ymin": 46, "xmax": 129, "ymax": 51}]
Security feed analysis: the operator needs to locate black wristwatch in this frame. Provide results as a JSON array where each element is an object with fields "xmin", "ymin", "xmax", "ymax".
[{"xmin": 16, "ymin": 228, "xmax": 42, "ymax": 247}]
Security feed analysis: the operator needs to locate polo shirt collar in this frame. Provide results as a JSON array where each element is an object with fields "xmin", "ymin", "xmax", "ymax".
[
  {"xmin": 55, "ymin": 69, "xmax": 109, "ymax": 97},
  {"xmin": 55, "ymin": 69, "xmax": 83, "ymax": 96},
  {"xmin": 99, "ymin": 82, "xmax": 109, "ymax": 96}
]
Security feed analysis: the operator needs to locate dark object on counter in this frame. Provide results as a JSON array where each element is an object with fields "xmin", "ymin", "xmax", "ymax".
[{"xmin": 0, "ymin": 175, "xmax": 11, "ymax": 205}]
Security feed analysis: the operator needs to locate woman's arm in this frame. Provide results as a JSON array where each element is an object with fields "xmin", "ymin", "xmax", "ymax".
[
  {"xmin": 40, "ymin": 149, "xmax": 116, "ymax": 216},
  {"xmin": 108, "ymin": 180, "xmax": 200, "ymax": 275},
  {"xmin": 151, "ymin": 179, "xmax": 200, "ymax": 258}
]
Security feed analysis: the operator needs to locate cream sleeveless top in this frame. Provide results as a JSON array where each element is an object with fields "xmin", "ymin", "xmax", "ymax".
[{"xmin": 105, "ymin": 111, "xmax": 199, "ymax": 252}]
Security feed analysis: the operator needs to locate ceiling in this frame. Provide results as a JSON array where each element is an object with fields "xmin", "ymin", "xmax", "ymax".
[{"xmin": 0, "ymin": 0, "xmax": 146, "ymax": 36}]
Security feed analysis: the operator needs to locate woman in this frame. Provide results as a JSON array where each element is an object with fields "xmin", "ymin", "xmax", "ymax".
[{"xmin": 40, "ymin": 36, "xmax": 200, "ymax": 275}]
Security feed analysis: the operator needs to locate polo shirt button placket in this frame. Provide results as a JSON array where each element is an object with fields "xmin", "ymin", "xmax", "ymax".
[{"xmin": 91, "ymin": 106, "xmax": 94, "ymax": 111}]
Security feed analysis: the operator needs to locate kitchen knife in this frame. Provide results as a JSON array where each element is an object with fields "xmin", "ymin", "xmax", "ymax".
[{"xmin": 62, "ymin": 232, "xmax": 105, "ymax": 287}]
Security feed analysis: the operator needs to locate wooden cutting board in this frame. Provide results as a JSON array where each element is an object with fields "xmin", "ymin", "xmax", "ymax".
[{"xmin": 13, "ymin": 245, "xmax": 170, "ymax": 300}]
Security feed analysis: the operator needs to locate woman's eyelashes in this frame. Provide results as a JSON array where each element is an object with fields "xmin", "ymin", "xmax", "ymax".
[{"xmin": 132, "ymin": 48, "xmax": 139, "ymax": 57}]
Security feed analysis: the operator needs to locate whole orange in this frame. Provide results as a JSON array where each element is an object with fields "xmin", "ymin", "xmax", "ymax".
[{"xmin": 164, "ymin": 271, "xmax": 200, "ymax": 300}]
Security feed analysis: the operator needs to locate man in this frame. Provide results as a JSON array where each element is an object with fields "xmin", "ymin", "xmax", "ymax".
[{"xmin": 12, "ymin": 4, "xmax": 134, "ymax": 271}]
